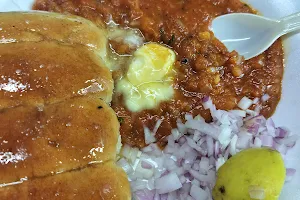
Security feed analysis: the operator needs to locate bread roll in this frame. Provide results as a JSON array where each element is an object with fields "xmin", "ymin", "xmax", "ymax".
[
  {"xmin": 1, "ymin": 161, "xmax": 131, "ymax": 200},
  {"xmin": 0, "ymin": 12, "xmax": 131, "ymax": 199},
  {"xmin": 0, "ymin": 96, "xmax": 119, "ymax": 185},
  {"xmin": 0, "ymin": 12, "xmax": 112, "ymax": 109}
]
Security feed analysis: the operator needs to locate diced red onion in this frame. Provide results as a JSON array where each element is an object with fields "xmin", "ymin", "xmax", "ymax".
[
  {"xmin": 229, "ymin": 110, "xmax": 246, "ymax": 117},
  {"xmin": 229, "ymin": 134, "xmax": 238, "ymax": 155},
  {"xmin": 153, "ymin": 119, "xmax": 163, "ymax": 135},
  {"xmin": 286, "ymin": 168, "xmax": 296, "ymax": 182},
  {"xmin": 185, "ymin": 120, "xmax": 219, "ymax": 140},
  {"xmin": 191, "ymin": 179, "xmax": 201, "ymax": 187},
  {"xmin": 254, "ymin": 105, "xmax": 261, "ymax": 113},
  {"xmin": 135, "ymin": 161, "xmax": 154, "ymax": 179},
  {"xmin": 258, "ymin": 135, "xmax": 274, "ymax": 147},
  {"xmin": 261, "ymin": 94, "xmax": 270, "ymax": 102},
  {"xmin": 117, "ymin": 96, "xmax": 297, "ymax": 200},
  {"xmin": 216, "ymin": 156, "xmax": 225, "ymax": 171},
  {"xmin": 117, "ymin": 158, "xmax": 134, "ymax": 174},
  {"xmin": 275, "ymin": 135, "xmax": 299, "ymax": 147},
  {"xmin": 179, "ymin": 175, "xmax": 187, "ymax": 184},
  {"xmin": 134, "ymin": 189, "xmax": 155, "ymax": 200},
  {"xmin": 275, "ymin": 127, "xmax": 289, "ymax": 138},
  {"xmin": 154, "ymin": 192, "xmax": 160, "ymax": 200},
  {"xmin": 252, "ymin": 137, "xmax": 262, "ymax": 148},
  {"xmin": 202, "ymin": 97, "xmax": 213, "ymax": 110},
  {"xmin": 160, "ymin": 194, "xmax": 168, "ymax": 200},
  {"xmin": 246, "ymin": 109, "xmax": 258, "ymax": 117},
  {"xmin": 185, "ymin": 149, "xmax": 198, "ymax": 164},
  {"xmin": 122, "ymin": 144, "xmax": 132, "ymax": 159},
  {"xmin": 236, "ymin": 134, "xmax": 252, "ymax": 149},
  {"xmin": 214, "ymin": 141, "xmax": 221, "ymax": 158},
  {"xmin": 142, "ymin": 145, "xmax": 154, "ymax": 153},
  {"xmin": 171, "ymin": 128, "xmax": 181, "ymax": 140},
  {"xmin": 131, "ymin": 180, "xmax": 150, "ymax": 192},
  {"xmin": 155, "ymin": 173, "xmax": 182, "ymax": 194},
  {"xmin": 206, "ymin": 136, "xmax": 214, "ymax": 157},
  {"xmin": 253, "ymin": 97, "xmax": 259, "ymax": 104},
  {"xmin": 144, "ymin": 126, "xmax": 156, "ymax": 145},
  {"xmin": 141, "ymin": 160, "xmax": 153, "ymax": 169},
  {"xmin": 266, "ymin": 118, "xmax": 276, "ymax": 135},
  {"xmin": 192, "ymin": 162, "xmax": 200, "ymax": 171},
  {"xmin": 190, "ymin": 184, "xmax": 208, "ymax": 200},
  {"xmin": 238, "ymin": 97, "xmax": 253, "ymax": 110},
  {"xmin": 185, "ymin": 114, "xmax": 194, "ymax": 121},
  {"xmin": 199, "ymin": 157, "xmax": 210, "ymax": 174},
  {"xmin": 218, "ymin": 125, "xmax": 232, "ymax": 148},
  {"xmin": 202, "ymin": 96, "xmax": 210, "ymax": 103},
  {"xmin": 177, "ymin": 122, "xmax": 188, "ymax": 135}
]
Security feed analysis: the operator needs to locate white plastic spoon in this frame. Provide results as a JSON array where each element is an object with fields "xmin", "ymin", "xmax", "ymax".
[{"xmin": 211, "ymin": 12, "xmax": 300, "ymax": 60}]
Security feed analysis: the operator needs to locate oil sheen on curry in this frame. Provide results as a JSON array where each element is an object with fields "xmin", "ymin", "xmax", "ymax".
[{"xmin": 34, "ymin": 0, "xmax": 284, "ymax": 148}]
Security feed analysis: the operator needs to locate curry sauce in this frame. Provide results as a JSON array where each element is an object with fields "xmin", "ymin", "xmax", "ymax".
[{"xmin": 34, "ymin": 0, "xmax": 284, "ymax": 148}]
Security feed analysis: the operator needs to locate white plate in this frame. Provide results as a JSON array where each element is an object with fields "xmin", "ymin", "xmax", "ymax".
[{"xmin": 1, "ymin": 0, "xmax": 299, "ymax": 199}]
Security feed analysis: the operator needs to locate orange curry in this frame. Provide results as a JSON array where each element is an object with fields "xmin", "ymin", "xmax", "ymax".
[{"xmin": 34, "ymin": 0, "xmax": 284, "ymax": 148}]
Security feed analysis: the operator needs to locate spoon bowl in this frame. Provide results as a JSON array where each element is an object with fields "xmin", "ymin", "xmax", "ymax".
[{"xmin": 211, "ymin": 12, "xmax": 300, "ymax": 60}]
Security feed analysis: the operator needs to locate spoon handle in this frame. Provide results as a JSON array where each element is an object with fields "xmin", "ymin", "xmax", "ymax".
[{"xmin": 280, "ymin": 12, "xmax": 300, "ymax": 34}]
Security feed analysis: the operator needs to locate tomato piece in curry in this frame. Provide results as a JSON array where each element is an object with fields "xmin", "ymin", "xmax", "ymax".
[{"xmin": 34, "ymin": 0, "xmax": 284, "ymax": 148}]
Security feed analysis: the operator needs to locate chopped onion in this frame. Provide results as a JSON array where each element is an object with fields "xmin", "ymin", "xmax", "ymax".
[
  {"xmin": 252, "ymin": 137, "xmax": 262, "ymax": 148},
  {"xmin": 141, "ymin": 160, "xmax": 153, "ymax": 169},
  {"xmin": 199, "ymin": 157, "xmax": 210, "ymax": 174},
  {"xmin": 236, "ymin": 134, "xmax": 252, "ymax": 149},
  {"xmin": 286, "ymin": 168, "xmax": 296, "ymax": 182},
  {"xmin": 216, "ymin": 156, "xmax": 225, "ymax": 171},
  {"xmin": 144, "ymin": 127, "xmax": 156, "ymax": 145},
  {"xmin": 229, "ymin": 134, "xmax": 238, "ymax": 155},
  {"xmin": 153, "ymin": 119, "xmax": 163, "ymax": 135},
  {"xmin": 202, "ymin": 97, "xmax": 213, "ymax": 110},
  {"xmin": 117, "ymin": 96, "xmax": 297, "ymax": 199},
  {"xmin": 253, "ymin": 97, "xmax": 259, "ymax": 104},
  {"xmin": 229, "ymin": 110, "xmax": 246, "ymax": 117},
  {"xmin": 261, "ymin": 94, "xmax": 270, "ymax": 102},
  {"xmin": 238, "ymin": 97, "xmax": 253, "ymax": 110},
  {"xmin": 171, "ymin": 128, "xmax": 181, "ymax": 140},
  {"xmin": 134, "ymin": 189, "xmax": 155, "ymax": 200},
  {"xmin": 259, "ymin": 135, "xmax": 274, "ymax": 147},
  {"xmin": 246, "ymin": 109, "xmax": 258, "ymax": 117},
  {"xmin": 206, "ymin": 136, "xmax": 214, "ymax": 157},
  {"xmin": 190, "ymin": 184, "xmax": 208, "ymax": 200},
  {"xmin": 275, "ymin": 127, "xmax": 289, "ymax": 138},
  {"xmin": 155, "ymin": 173, "xmax": 182, "ymax": 194},
  {"xmin": 117, "ymin": 158, "xmax": 134, "ymax": 174}
]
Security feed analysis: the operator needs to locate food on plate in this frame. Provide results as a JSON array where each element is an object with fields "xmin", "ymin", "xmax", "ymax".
[
  {"xmin": 116, "ymin": 98, "xmax": 297, "ymax": 199},
  {"xmin": 0, "ymin": 0, "xmax": 296, "ymax": 199},
  {"xmin": 0, "ymin": 12, "xmax": 130, "ymax": 199},
  {"xmin": 0, "ymin": 12, "xmax": 112, "ymax": 108},
  {"xmin": 1, "ymin": 161, "xmax": 130, "ymax": 200},
  {"xmin": 0, "ymin": 96, "xmax": 119, "ymax": 183},
  {"xmin": 34, "ymin": 0, "xmax": 284, "ymax": 148},
  {"xmin": 213, "ymin": 148, "xmax": 286, "ymax": 200}
]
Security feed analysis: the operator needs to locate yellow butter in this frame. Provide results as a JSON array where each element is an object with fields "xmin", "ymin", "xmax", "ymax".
[{"xmin": 117, "ymin": 43, "xmax": 176, "ymax": 112}]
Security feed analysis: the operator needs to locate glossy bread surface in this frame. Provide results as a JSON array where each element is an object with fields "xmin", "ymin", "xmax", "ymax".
[
  {"xmin": 0, "ymin": 11, "xmax": 130, "ymax": 199},
  {"xmin": 0, "ymin": 41, "xmax": 113, "ymax": 108},
  {"xmin": 0, "ymin": 96, "xmax": 119, "ymax": 185},
  {"xmin": 0, "ymin": 12, "xmax": 112, "ymax": 108},
  {"xmin": 1, "ymin": 161, "xmax": 130, "ymax": 200}
]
